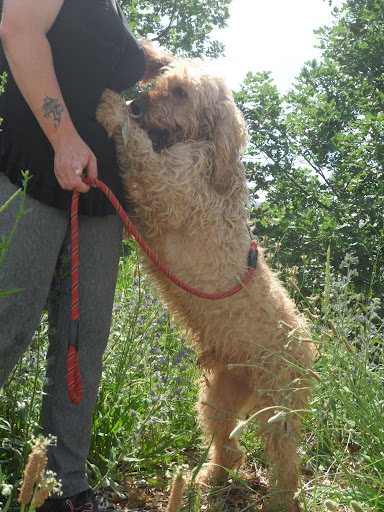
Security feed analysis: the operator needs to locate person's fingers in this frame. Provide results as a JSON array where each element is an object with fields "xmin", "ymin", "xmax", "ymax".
[
  {"xmin": 54, "ymin": 140, "xmax": 97, "ymax": 192},
  {"xmin": 73, "ymin": 178, "xmax": 90, "ymax": 193},
  {"xmin": 72, "ymin": 171, "xmax": 90, "ymax": 193},
  {"xmin": 71, "ymin": 157, "xmax": 89, "ymax": 192}
]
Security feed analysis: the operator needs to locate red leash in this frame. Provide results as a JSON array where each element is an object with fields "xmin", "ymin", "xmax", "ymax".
[
  {"xmin": 67, "ymin": 177, "xmax": 258, "ymax": 404},
  {"xmin": 68, "ymin": 190, "xmax": 82, "ymax": 405}
]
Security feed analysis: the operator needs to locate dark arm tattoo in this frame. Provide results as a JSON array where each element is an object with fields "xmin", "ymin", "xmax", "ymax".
[{"xmin": 42, "ymin": 95, "xmax": 65, "ymax": 128}]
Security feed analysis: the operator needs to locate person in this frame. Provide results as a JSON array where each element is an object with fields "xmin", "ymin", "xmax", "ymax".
[{"xmin": 0, "ymin": 0, "xmax": 146, "ymax": 510}]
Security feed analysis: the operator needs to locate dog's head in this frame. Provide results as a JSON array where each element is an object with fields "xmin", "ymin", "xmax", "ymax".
[{"xmin": 129, "ymin": 44, "xmax": 248, "ymax": 192}]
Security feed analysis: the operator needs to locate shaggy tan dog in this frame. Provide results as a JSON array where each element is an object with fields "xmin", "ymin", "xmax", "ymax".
[{"xmin": 97, "ymin": 43, "xmax": 315, "ymax": 512}]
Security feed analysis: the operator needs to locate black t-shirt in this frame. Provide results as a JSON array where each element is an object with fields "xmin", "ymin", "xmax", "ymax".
[{"xmin": 0, "ymin": 0, "xmax": 146, "ymax": 215}]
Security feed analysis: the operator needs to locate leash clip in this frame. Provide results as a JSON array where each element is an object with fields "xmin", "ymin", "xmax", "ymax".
[{"xmin": 248, "ymin": 241, "xmax": 258, "ymax": 269}]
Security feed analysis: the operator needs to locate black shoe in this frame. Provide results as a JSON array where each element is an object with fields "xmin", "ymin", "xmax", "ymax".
[{"xmin": 35, "ymin": 488, "xmax": 116, "ymax": 512}]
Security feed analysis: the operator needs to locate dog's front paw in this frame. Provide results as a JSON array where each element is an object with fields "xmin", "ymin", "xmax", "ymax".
[{"xmin": 96, "ymin": 89, "xmax": 125, "ymax": 137}]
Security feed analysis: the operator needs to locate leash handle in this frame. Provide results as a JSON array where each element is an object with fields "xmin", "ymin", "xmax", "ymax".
[{"xmin": 67, "ymin": 190, "xmax": 83, "ymax": 405}]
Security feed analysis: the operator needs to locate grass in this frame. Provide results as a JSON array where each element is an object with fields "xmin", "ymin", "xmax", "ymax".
[{"xmin": 1, "ymin": 230, "xmax": 383, "ymax": 511}]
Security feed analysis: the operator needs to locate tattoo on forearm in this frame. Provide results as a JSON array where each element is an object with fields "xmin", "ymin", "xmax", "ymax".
[{"xmin": 42, "ymin": 95, "xmax": 65, "ymax": 128}]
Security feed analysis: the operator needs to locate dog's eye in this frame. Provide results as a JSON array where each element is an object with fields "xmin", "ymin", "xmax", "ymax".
[{"xmin": 172, "ymin": 87, "xmax": 187, "ymax": 99}]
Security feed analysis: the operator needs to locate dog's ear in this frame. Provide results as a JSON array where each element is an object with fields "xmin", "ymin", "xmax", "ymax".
[
  {"xmin": 205, "ymin": 90, "xmax": 248, "ymax": 192},
  {"xmin": 139, "ymin": 39, "xmax": 177, "ymax": 86}
]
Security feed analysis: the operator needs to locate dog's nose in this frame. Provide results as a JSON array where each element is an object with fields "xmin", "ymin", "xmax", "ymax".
[{"xmin": 130, "ymin": 99, "xmax": 145, "ymax": 118}]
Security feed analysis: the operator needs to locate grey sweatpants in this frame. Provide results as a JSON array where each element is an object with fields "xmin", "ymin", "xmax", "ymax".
[{"xmin": 0, "ymin": 174, "xmax": 122, "ymax": 497}]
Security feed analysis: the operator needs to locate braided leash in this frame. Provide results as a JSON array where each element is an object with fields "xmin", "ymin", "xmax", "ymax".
[
  {"xmin": 68, "ymin": 177, "xmax": 258, "ymax": 404},
  {"xmin": 68, "ymin": 190, "xmax": 82, "ymax": 405}
]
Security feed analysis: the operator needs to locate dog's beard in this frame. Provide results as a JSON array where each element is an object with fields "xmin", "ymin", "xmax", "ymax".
[{"xmin": 131, "ymin": 115, "xmax": 184, "ymax": 152}]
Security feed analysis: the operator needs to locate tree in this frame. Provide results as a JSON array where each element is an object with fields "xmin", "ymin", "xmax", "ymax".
[
  {"xmin": 235, "ymin": 0, "xmax": 384, "ymax": 300},
  {"xmin": 120, "ymin": 0, "xmax": 231, "ymax": 57}
]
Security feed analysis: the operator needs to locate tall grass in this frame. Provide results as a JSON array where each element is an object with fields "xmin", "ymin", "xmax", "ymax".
[
  {"xmin": 89, "ymin": 246, "xmax": 201, "ymax": 492},
  {"xmin": 1, "ymin": 230, "xmax": 383, "ymax": 511},
  {"xmin": 300, "ymin": 251, "xmax": 384, "ymax": 511}
]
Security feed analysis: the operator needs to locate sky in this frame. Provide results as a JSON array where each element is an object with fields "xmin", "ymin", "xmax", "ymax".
[{"xmin": 209, "ymin": 0, "xmax": 344, "ymax": 92}]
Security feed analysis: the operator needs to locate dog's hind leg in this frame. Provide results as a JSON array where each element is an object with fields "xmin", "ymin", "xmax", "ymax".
[
  {"xmin": 256, "ymin": 410, "xmax": 303, "ymax": 512},
  {"xmin": 196, "ymin": 366, "xmax": 251, "ymax": 483}
]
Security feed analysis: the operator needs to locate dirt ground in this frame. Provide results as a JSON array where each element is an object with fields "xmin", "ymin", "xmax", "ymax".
[{"xmin": 103, "ymin": 462, "xmax": 273, "ymax": 511}]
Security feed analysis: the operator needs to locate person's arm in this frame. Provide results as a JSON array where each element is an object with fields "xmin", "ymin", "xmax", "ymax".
[{"xmin": 0, "ymin": 0, "xmax": 97, "ymax": 193}]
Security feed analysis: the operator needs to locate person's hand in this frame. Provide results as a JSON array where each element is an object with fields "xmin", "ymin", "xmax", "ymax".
[{"xmin": 53, "ymin": 131, "xmax": 98, "ymax": 193}]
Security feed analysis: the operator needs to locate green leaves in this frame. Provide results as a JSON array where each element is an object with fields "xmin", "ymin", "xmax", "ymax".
[
  {"xmin": 120, "ymin": 0, "xmax": 231, "ymax": 57},
  {"xmin": 236, "ymin": 0, "xmax": 384, "ymax": 300}
]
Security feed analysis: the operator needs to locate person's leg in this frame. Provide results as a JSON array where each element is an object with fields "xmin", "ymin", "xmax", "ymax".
[
  {"xmin": 0, "ymin": 174, "xmax": 68, "ymax": 386},
  {"xmin": 41, "ymin": 213, "xmax": 122, "ymax": 497}
]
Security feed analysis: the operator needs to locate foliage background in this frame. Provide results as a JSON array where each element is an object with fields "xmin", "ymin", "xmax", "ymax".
[{"xmin": 235, "ymin": 0, "xmax": 384, "ymax": 303}]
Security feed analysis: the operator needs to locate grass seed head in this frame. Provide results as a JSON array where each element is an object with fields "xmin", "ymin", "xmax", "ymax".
[
  {"xmin": 324, "ymin": 499, "xmax": 338, "ymax": 511},
  {"xmin": 350, "ymin": 501, "xmax": 365, "ymax": 512},
  {"xmin": 18, "ymin": 435, "xmax": 57, "ymax": 505}
]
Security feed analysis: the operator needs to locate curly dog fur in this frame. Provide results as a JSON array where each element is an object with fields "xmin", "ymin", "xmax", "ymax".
[{"xmin": 97, "ymin": 44, "xmax": 315, "ymax": 511}]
